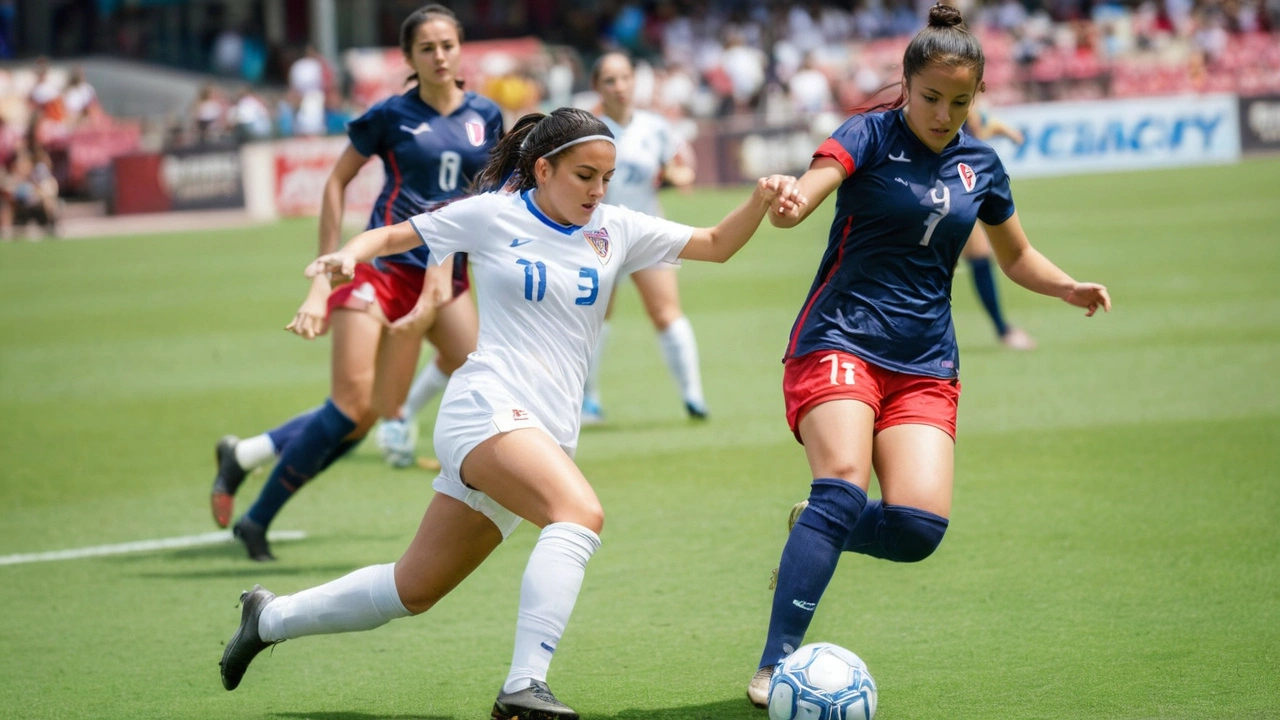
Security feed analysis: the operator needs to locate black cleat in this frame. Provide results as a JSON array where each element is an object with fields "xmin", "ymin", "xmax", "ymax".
[
  {"xmin": 685, "ymin": 401, "xmax": 709, "ymax": 420},
  {"xmin": 491, "ymin": 680, "xmax": 579, "ymax": 720},
  {"xmin": 220, "ymin": 585, "xmax": 277, "ymax": 691},
  {"xmin": 211, "ymin": 435, "xmax": 248, "ymax": 529},
  {"xmin": 232, "ymin": 517, "xmax": 276, "ymax": 562}
]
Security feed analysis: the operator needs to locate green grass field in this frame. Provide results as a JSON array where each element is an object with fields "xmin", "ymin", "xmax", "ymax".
[{"xmin": 2, "ymin": 157, "xmax": 1278, "ymax": 719}]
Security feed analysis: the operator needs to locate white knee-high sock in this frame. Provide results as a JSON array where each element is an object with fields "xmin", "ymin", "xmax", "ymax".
[
  {"xmin": 402, "ymin": 360, "xmax": 451, "ymax": 419},
  {"xmin": 584, "ymin": 322, "xmax": 610, "ymax": 406},
  {"xmin": 258, "ymin": 563, "xmax": 411, "ymax": 643},
  {"xmin": 658, "ymin": 316, "xmax": 705, "ymax": 406},
  {"xmin": 235, "ymin": 434, "xmax": 278, "ymax": 471},
  {"xmin": 502, "ymin": 522, "xmax": 601, "ymax": 694}
]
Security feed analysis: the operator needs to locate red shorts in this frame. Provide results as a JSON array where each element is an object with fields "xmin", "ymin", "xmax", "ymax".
[
  {"xmin": 782, "ymin": 350, "xmax": 961, "ymax": 443},
  {"xmin": 326, "ymin": 259, "xmax": 470, "ymax": 322}
]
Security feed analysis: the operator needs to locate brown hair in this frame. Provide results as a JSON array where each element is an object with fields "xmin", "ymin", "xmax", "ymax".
[
  {"xmin": 590, "ymin": 52, "xmax": 633, "ymax": 87},
  {"xmin": 401, "ymin": 4, "xmax": 465, "ymax": 90},
  {"xmin": 851, "ymin": 4, "xmax": 985, "ymax": 115},
  {"xmin": 473, "ymin": 107, "xmax": 614, "ymax": 193}
]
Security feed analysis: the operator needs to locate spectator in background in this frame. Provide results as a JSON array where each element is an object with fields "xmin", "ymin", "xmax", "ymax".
[
  {"xmin": 288, "ymin": 45, "xmax": 332, "ymax": 97},
  {"xmin": 2, "ymin": 147, "xmax": 59, "ymax": 240},
  {"xmin": 274, "ymin": 89, "xmax": 300, "ymax": 138},
  {"xmin": 61, "ymin": 67, "xmax": 98, "ymax": 125},
  {"xmin": 229, "ymin": 87, "xmax": 273, "ymax": 142},
  {"xmin": 789, "ymin": 53, "xmax": 836, "ymax": 115},
  {"xmin": 28, "ymin": 59, "xmax": 64, "ymax": 120},
  {"xmin": 192, "ymin": 83, "xmax": 227, "ymax": 144},
  {"xmin": 720, "ymin": 29, "xmax": 766, "ymax": 112}
]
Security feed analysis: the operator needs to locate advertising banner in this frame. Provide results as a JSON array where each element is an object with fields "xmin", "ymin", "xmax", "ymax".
[
  {"xmin": 112, "ymin": 145, "xmax": 244, "ymax": 215},
  {"xmin": 985, "ymin": 94, "xmax": 1241, "ymax": 178},
  {"xmin": 272, "ymin": 136, "xmax": 385, "ymax": 218},
  {"xmin": 1238, "ymin": 94, "xmax": 1280, "ymax": 154}
]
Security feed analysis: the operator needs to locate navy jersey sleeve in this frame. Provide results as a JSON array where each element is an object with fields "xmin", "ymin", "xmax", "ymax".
[
  {"xmin": 977, "ymin": 158, "xmax": 1016, "ymax": 226},
  {"xmin": 483, "ymin": 103, "xmax": 505, "ymax": 146},
  {"xmin": 346, "ymin": 101, "xmax": 386, "ymax": 158},
  {"xmin": 813, "ymin": 114, "xmax": 880, "ymax": 176}
]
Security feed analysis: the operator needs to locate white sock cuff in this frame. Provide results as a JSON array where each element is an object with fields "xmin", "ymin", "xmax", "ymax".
[
  {"xmin": 659, "ymin": 315, "xmax": 692, "ymax": 340},
  {"xmin": 539, "ymin": 522, "xmax": 601, "ymax": 563},
  {"xmin": 371, "ymin": 562, "xmax": 411, "ymax": 619}
]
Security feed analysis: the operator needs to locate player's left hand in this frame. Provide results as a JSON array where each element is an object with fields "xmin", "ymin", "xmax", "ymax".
[
  {"xmin": 305, "ymin": 252, "xmax": 357, "ymax": 282},
  {"xmin": 1063, "ymin": 283, "xmax": 1111, "ymax": 317}
]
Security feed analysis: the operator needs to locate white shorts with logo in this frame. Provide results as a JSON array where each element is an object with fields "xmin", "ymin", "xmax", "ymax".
[{"xmin": 431, "ymin": 371, "xmax": 578, "ymax": 539}]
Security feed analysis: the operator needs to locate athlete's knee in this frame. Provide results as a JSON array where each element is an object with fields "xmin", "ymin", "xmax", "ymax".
[
  {"xmin": 551, "ymin": 499, "xmax": 604, "ymax": 535},
  {"xmin": 650, "ymin": 307, "xmax": 683, "ymax": 331},
  {"xmin": 879, "ymin": 504, "xmax": 949, "ymax": 562},
  {"xmin": 800, "ymin": 478, "xmax": 869, "ymax": 539}
]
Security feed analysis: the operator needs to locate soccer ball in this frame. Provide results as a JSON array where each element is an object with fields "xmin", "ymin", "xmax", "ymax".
[
  {"xmin": 374, "ymin": 418, "xmax": 418, "ymax": 469},
  {"xmin": 768, "ymin": 642, "xmax": 877, "ymax": 720}
]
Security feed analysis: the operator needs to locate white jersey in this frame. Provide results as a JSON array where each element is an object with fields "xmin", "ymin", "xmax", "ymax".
[
  {"xmin": 600, "ymin": 110, "xmax": 679, "ymax": 216},
  {"xmin": 409, "ymin": 190, "xmax": 693, "ymax": 446}
]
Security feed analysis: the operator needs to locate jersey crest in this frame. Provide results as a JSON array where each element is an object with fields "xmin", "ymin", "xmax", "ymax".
[
  {"xmin": 957, "ymin": 163, "xmax": 977, "ymax": 192},
  {"xmin": 583, "ymin": 227, "xmax": 612, "ymax": 264},
  {"xmin": 466, "ymin": 121, "xmax": 486, "ymax": 147}
]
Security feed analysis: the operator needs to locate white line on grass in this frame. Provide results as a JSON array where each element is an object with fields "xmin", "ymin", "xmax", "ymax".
[{"xmin": 0, "ymin": 530, "xmax": 307, "ymax": 566}]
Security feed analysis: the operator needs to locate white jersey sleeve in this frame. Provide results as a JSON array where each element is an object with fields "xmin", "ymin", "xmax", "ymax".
[
  {"xmin": 614, "ymin": 205, "xmax": 695, "ymax": 276},
  {"xmin": 407, "ymin": 193, "xmax": 505, "ymax": 265}
]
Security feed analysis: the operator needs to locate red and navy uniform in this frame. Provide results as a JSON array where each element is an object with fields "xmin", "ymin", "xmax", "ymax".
[
  {"xmin": 783, "ymin": 109, "xmax": 1015, "ymax": 439},
  {"xmin": 330, "ymin": 89, "xmax": 502, "ymax": 318},
  {"xmin": 787, "ymin": 108, "xmax": 1015, "ymax": 378}
]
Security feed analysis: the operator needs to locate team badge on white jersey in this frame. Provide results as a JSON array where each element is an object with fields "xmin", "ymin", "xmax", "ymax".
[
  {"xmin": 465, "ymin": 120, "xmax": 486, "ymax": 147},
  {"xmin": 957, "ymin": 163, "xmax": 977, "ymax": 192},
  {"xmin": 583, "ymin": 227, "xmax": 612, "ymax": 264}
]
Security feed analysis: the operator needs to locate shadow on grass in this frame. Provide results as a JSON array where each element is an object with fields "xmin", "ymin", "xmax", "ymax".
[{"xmin": 604, "ymin": 698, "xmax": 764, "ymax": 720}]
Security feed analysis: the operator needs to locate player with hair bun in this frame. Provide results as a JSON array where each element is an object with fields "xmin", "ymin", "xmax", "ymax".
[
  {"xmin": 746, "ymin": 5, "xmax": 1111, "ymax": 707},
  {"xmin": 218, "ymin": 106, "xmax": 806, "ymax": 719},
  {"xmin": 207, "ymin": 4, "xmax": 503, "ymax": 561}
]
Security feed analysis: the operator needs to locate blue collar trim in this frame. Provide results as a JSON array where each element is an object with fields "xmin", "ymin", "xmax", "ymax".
[{"xmin": 522, "ymin": 190, "xmax": 581, "ymax": 235}]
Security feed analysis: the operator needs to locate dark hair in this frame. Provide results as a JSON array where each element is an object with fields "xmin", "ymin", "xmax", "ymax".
[
  {"xmin": 851, "ymin": 4, "xmax": 985, "ymax": 115},
  {"xmin": 401, "ymin": 4, "xmax": 465, "ymax": 90},
  {"xmin": 590, "ymin": 51, "xmax": 633, "ymax": 87},
  {"xmin": 473, "ymin": 107, "xmax": 614, "ymax": 193}
]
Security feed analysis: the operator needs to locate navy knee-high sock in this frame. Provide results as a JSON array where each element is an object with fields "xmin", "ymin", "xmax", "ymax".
[
  {"xmin": 844, "ymin": 501, "xmax": 949, "ymax": 563},
  {"xmin": 317, "ymin": 438, "xmax": 361, "ymax": 473},
  {"xmin": 968, "ymin": 257, "xmax": 1009, "ymax": 337},
  {"xmin": 759, "ymin": 479, "xmax": 867, "ymax": 669},
  {"xmin": 246, "ymin": 400, "xmax": 356, "ymax": 528},
  {"xmin": 265, "ymin": 405, "xmax": 323, "ymax": 452}
]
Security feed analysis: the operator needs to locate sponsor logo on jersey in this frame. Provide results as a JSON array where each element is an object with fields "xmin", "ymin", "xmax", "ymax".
[
  {"xmin": 583, "ymin": 227, "xmax": 611, "ymax": 262},
  {"xmin": 512, "ymin": 408, "xmax": 530, "ymax": 421},
  {"xmin": 465, "ymin": 120, "xmax": 486, "ymax": 147},
  {"xmin": 957, "ymin": 162, "xmax": 977, "ymax": 192},
  {"xmin": 400, "ymin": 122, "xmax": 432, "ymax": 135},
  {"xmin": 888, "ymin": 150, "xmax": 911, "ymax": 163}
]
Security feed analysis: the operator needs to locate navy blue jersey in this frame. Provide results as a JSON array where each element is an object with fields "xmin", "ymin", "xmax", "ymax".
[
  {"xmin": 786, "ymin": 109, "xmax": 1016, "ymax": 379},
  {"xmin": 347, "ymin": 89, "xmax": 503, "ymax": 268}
]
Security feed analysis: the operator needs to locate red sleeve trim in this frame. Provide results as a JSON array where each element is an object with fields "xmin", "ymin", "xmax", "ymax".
[{"xmin": 814, "ymin": 137, "xmax": 855, "ymax": 176}]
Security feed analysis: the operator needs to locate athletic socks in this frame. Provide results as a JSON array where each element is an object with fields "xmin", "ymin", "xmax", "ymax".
[
  {"xmin": 844, "ymin": 501, "xmax": 950, "ymax": 563},
  {"xmin": 759, "ymin": 479, "xmax": 868, "ymax": 669},
  {"xmin": 233, "ymin": 434, "xmax": 278, "ymax": 472},
  {"xmin": 245, "ymin": 400, "xmax": 356, "ymax": 528},
  {"xmin": 502, "ymin": 522, "xmax": 601, "ymax": 694},
  {"xmin": 658, "ymin": 316, "xmax": 705, "ymax": 408},
  {"xmin": 584, "ymin": 321, "xmax": 610, "ymax": 409},
  {"xmin": 258, "ymin": 562, "xmax": 410, "ymax": 642},
  {"xmin": 264, "ymin": 406, "xmax": 323, "ymax": 456},
  {"xmin": 402, "ymin": 360, "xmax": 450, "ymax": 420},
  {"xmin": 967, "ymin": 256, "xmax": 1009, "ymax": 337}
]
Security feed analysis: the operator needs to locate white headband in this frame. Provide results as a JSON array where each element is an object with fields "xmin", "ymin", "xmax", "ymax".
[{"xmin": 539, "ymin": 134, "xmax": 616, "ymax": 159}]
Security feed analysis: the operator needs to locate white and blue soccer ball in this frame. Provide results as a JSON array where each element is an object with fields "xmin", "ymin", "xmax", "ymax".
[
  {"xmin": 768, "ymin": 642, "xmax": 877, "ymax": 720},
  {"xmin": 375, "ymin": 418, "xmax": 418, "ymax": 469}
]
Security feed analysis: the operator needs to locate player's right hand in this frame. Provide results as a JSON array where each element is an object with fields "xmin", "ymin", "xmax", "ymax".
[
  {"xmin": 305, "ymin": 252, "xmax": 357, "ymax": 282},
  {"xmin": 285, "ymin": 295, "xmax": 329, "ymax": 339}
]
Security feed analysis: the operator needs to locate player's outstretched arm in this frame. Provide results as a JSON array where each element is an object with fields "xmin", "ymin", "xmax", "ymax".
[
  {"xmin": 767, "ymin": 158, "xmax": 844, "ymax": 229},
  {"xmin": 304, "ymin": 221, "xmax": 422, "ymax": 281},
  {"xmin": 983, "ymin": 212, "xmax": 1112, "ymax": 316},
  {"xmin": 680, "ymin": 175, "xmax": 805, "ymax": 263}
]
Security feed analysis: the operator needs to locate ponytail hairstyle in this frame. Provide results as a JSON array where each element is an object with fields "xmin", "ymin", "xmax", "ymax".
[
  {"xmin": 400, "ymin": 4, "xmax": 466, "ymax": 90},
  {"xmin": 472, "ymin": 107, "xmax": 615, "ymax": 193},
  {"xmin": 850, "ymin": 4, "xmax": 986, "ymax": 115}
]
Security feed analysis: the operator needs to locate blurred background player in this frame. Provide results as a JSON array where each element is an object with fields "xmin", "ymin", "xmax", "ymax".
[
  {"xmin": 961, "ymin": 102, "xmax": 1036, "ymax": 350},
  {"xmin": 216, "ymin": 107, "xmax": 805, "ymax": 719},
  {"xmin": 746, "ymin": 5, "xmax": 1110, "ymax": 706},
  {"xmin": 208, "ymin": 5, "xmax": 502, "ymax": 560},
  {"xmin": 582, "ymin": 51, "xmax": 707, "ymax": 424}
]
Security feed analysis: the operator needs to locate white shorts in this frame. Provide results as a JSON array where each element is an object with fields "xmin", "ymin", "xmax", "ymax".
[{"xmin": 430, "ymin": 373, "xmax": 576, "ymax": 539}]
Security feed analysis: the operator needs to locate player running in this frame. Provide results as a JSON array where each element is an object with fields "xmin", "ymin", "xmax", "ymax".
[
  {"xmin": 208, "ymin": 5, "xmax": 502, "ymax": 560},
  {"xmin": 746, "ymin": 4, "xmax": 1111, "ymax": 707},
  {"xmin": 217, "ymin": 107, "xmax": 805, "ymax": 719},
  {"xmin": 581, "ymin": 52, "xmax": 707, "ymax": 423}
]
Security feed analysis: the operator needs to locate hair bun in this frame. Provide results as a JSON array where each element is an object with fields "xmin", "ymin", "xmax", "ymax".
[{"xmin": 927, "ymin": 3, "xmax": 965, "ymax": 28}]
